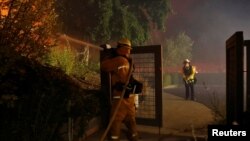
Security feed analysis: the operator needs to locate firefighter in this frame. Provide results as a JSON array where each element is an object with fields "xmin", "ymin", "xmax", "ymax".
[
  {"xmin": 101, "ymin": 38, "xmax": 139, "ymax": 141},
  {"xmin": 182, "ymin": 59, "xmax": 197, "ymax": 101}
]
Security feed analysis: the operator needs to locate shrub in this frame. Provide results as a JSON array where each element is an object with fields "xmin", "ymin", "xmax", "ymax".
[
  {"xmin": 43, "ymin": 45, "xmax": 99, "ymax": 81},
  {"xmin": 0, "ymin": 56, "xmax": 101, "ymax": 141}
]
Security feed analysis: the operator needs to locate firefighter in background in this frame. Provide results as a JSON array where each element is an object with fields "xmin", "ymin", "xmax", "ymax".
[
  {"xmin": 101, "ymin": 38, "xmax": 139, "ymax": 141},
  {"xmin": 182, "ymin": 59, "xmax": 197, "ymax": 101}
]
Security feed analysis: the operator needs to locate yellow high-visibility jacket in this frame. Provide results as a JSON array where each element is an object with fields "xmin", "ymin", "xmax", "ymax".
[{"xmin": 182, "ymin": 65, "xmax": 197, "ymax": 81}]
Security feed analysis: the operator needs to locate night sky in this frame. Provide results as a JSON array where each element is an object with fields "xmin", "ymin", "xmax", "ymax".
[{"xmin": 155, "ymin": 0, "xmax": 250, "ymax": 69}]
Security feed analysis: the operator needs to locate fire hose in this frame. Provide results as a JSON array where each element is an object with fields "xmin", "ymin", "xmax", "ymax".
[{"xmin": 99, "ymin": 59, "xmax": 134, "ymax": 141}]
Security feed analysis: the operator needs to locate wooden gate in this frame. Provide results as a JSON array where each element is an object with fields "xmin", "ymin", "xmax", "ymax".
[{"xmin": 226, "ymin": 31, "xmax": 250, "ymax": 125}]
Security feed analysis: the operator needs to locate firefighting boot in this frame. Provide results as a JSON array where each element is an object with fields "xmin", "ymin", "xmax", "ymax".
[{"xmin": 128, "ymin": 133, "xmax": 139, "ymax": 141}]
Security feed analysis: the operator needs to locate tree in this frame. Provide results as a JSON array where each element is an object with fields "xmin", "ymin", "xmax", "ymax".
[
  {"xmin": 163, "ymin": 32, "xmax": 193, "ymax": 67},
  {"xmin": 0, "ymin": 1, "xmax": 103, "ymax": 141},
  {"xmin": 56, "ymin": 0, "xmax": 172, "ymax": 45},
  {"xmin": 162, "ymin": 32, "xmax": 194, "ymax": 86},
  {"xmin": 0, "ymin": 0, "xmax": 58, "ymax": 60}
]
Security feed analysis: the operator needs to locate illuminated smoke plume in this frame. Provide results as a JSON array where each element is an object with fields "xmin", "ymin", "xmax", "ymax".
[{"xmin": 160, "ymin": 0, "xmax": 250, "ymax": 71}]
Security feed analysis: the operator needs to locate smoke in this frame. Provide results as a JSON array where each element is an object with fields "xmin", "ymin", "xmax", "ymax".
[{"xmin": 165, "ymin": 0, "xmax": 250, "ymax": 66}]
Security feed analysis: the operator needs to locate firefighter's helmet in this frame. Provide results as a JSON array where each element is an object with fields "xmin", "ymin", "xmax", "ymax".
[
  {"xmin": 117, "ymin": 38, "xmax": 132, "ymax": 49},
  {"xmin": 183, "ymin": 59, "xmax": 190, "ymax": 64}
]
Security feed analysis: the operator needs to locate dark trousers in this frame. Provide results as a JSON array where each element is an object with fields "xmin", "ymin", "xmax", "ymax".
[{"xmin": 185, "ymin": 83, "xmax": 194, "ymax": 100}]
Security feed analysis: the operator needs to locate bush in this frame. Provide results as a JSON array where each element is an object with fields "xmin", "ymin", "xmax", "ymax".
[
  {"xmin": 0, "ymin": 56, "xmax": 101, "ymax": 141},
  {"xmin": 43, "ymin": 45, "xmax": 99, "ymax": 81},
  {"xmin": 45, "ymin": 46, "xmax": 76, "ymax": 75}
]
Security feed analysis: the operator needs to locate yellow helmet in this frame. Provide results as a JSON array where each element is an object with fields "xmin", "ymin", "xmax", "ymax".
[{"xmin": 117, "ymin": 38, "xmax": 132, "ymax": 49}]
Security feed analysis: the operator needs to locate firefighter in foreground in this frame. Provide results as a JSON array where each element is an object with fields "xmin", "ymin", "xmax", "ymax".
[
  {"xmin": 101, "ymin": 38, "xmax": 140, "ymax": 141},
  {"xmin": 182, "ymin": 59, "xmax": 197, "ymax": 101}
]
